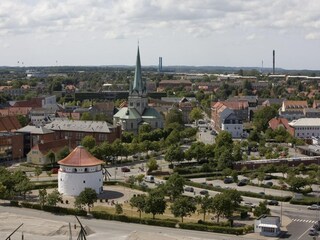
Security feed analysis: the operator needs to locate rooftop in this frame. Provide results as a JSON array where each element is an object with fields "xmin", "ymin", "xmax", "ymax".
[
  {"xmin": 289, "ymin": 118, "xmax": 320, "ymax": 127},
  {"xmin": 58, "ymin": 146, "xmax": 104, "ymax": 167}
]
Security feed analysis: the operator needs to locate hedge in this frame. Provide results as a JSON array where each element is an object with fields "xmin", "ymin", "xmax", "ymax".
[
  {"xmin": 179, "ymin": 222, "xmax": 247, "ymax": 235},
  {"xmin": 19, "ymin": 201, "xmax": 87, "ymax": 216},
  {"xmin": 186, "ymin": 181, "xmax": 292, "ymax": 202},
  {"xmin": 32, "ymin": 182, "xmax": 58, "ymax": 190},
  {"xmin": 91, "ymin": 211, "xmax": 177, "ymax": 228},
  {"xmin": 290, "ymin": 197, "xmax": 320, "ymax": 205}
]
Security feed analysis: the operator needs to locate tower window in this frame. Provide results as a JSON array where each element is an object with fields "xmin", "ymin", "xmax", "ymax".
[
  {"xmin": 137, "ymin": 103, "xmax": 140, "ymax": 107},
  {"xmin": 83, "ymin": 180, "xmax": 86, "ymax": 183}
]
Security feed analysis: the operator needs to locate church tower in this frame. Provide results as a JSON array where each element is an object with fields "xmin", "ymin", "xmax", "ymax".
[{"xmin": 128, "ymin": 46, "xmax": 148, "ymax": 115}]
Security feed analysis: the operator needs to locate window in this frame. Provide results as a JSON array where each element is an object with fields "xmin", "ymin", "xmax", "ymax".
[
  {"xmin": 83, "ymin": 180, "xmax": 86, "ymax": 183},
  {"xmin": 131, "ymin": 122, "xmax": 133, "ymax": 129},
  {"xmin": 84, "ymin": 168, "xmax": 88, "ymax": 172}
]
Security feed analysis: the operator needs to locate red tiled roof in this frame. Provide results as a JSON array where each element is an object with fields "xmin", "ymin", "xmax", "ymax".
[
  {"xmin": 13, "ymin": 98, "xmax": 43, "ymax": 108},
  {"xmin": 0, "ymin": 116, "xmax": 22, "ymax": 131},
  {"xmin": 283, "ymin": 100, "xmax": 307, "ymax": 108},
  {"xmin": 32, "ymin": 139, "xmax": 69, "ymax": 155},
  {"xmin": 58, "ymin": 146, "xmax": 104, "ymax": 167},
  {"xmin": 268, "ymin": 117, "xmax": 294, "ymax": 135}
]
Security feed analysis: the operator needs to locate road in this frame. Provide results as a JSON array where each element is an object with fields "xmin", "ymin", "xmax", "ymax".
[{"xmin": 0, "ymin": 205, "xmax": 261, "ymax": 240}]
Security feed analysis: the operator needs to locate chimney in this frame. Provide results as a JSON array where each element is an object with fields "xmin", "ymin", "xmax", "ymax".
[{"xmin": 273, "ymin": 50, "xmax": 275, "ymax": 74}]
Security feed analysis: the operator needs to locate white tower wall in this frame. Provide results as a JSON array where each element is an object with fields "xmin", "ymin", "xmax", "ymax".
[{"xmin": 58, "ymin": 170, "xmax": 103, "ymax": 196}]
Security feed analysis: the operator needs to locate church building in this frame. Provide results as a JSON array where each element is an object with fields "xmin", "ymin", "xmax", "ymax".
[{"xmin": 113, "ymin": 47, "xmax": 163, "ymax": 133}]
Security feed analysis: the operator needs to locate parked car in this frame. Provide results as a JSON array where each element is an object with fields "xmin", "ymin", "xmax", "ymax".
[
  {"xmin": 244, "ymin": 202, "xmax": 256, "ymax": 208},
  {"xmin": 199, "ymin": 190, "xmax": 209, "ymax": 195},
  {"xmin": 308, "ymin": 227, "xmax": 318, "ymax": 236},
  {"xmin": 268, "ymin": 200, "xmax": 279, "ymax": 206},
  {"xmin": 121, "ymin": 167, "xmax": 130, "ymax": 172},
  {"xmin": 313, "ymin": 221, "xmax": 320, "ymax": 230},
  {"xmin": 308, "ymin": 204, "xmax": 320, "ymax": 210},
  {"xmin": 224, "ymin": 177, "xmax": 233, "ymax": 184},
  {"xmin": 144, "ymin": 175, "xmax": 155, "ymax": 183},
  {"xmin": 259, "ymin": 192, "xmax": 265, "ymax": 196},
  {"xmin": 237, "ymin": 181, "xmax": 247, "ymax": 187},
  {"xmin": 264, "ymin": 175, "xmax": 272, "ymax": 180},
  {"xmin": 184, "ymin": 187, "xmax": 194, "ymax": 192},
  {"xmin": 265, "ymin": 182, "xmax": 273, "ymax": 187}
]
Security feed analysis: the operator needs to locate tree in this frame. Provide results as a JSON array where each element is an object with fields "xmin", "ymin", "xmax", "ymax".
[
  {"xmin": 126, "ymin": 175, "xmax": 136, "ymax": 187},
  {"xmin": 130, "ymin": 194, "xmax": 147, "ymax": 220},
  {"xmin": 189, "ymin": 107, "xmax": 203, "ymax": 124},
  {"xmin": 17, "ymin": 115, "xmax": 28, "ymax": 127},
  {"xmin": 34, "ymin": 166, "xmax": 42, "ymax": 180},
  {"xmin": 146, "ymin": 158, "xmax": 158, "ymax": 173},
  {"xmin": 252, "ymin": 106, "xmax": 278, "ymax": 132},
  {"xmin": 38, "ymin": 189, "xmax": 47, "ymax": 208},
  {"xmin": 164, "ymin": 145, "xmax": 184, "ymax": 164},
  {"xmin": 47, "ymin": 189, "xmax": 63, "ymax": 206},
  {"xmin": 74, "ymin": 188, "xmax": 98, "ymax": 212},
  {"xmin": 215, "ymin": 131, "xmax": 233, "ymax": 149},
  {"xmin": 211, "ymin": 193, "xmax": 233, "ymax": 223},
  {"xmin": 165, "ymin": 108, "xmax": 183, "ymax": 128},
  {"xmin": 115, "ymin": 203, "xmax": 123, "ymax": 215},
  {"xmin": 171, "ymin": 196, "xmax": 196, "ymax": 222},
  {"xmin": 195, "ymin": 194, "xmax": 213, "ymax": 221},
  {"xmin": 81, "ymin": 135, "xmax": 96, "ymax": 150},
  {"xmin": 57, "ymin": 146, "xmax": 70, "ymax": 160},
  {"xmin": 80, "ymin": 112, "xmax": 93, "ymax": 121},
  {"xmin": 14, "ymin": 177, "xmax": 33, "ymax": 200},
  {"xmin": 46, "ymin": 151, "xmax": 56, "ymax": 168},
  {"xmin": 165, "ymin": 129, "xmax": 180, "ymax": 146},
  {"xmin": 164, "ymin": 173, "xmax": 185, "ymax": 201},
  {"xmin": 286, "ymin": 174, "xmax": 309, "ymax": 192},
  {"xmin": 145, "ymin": 190, "xmax": 167, "ymax": 219},
  {"xmin": 253, "ymin": 201, "xmax": 270, "ymax": 217},
  {"xmin": 185, "ymin": 142, "xmax": 206, "ymax": 162}
]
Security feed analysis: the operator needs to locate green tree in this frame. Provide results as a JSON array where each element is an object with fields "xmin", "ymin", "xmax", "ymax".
[
  {"xmin": 195, "ymin": 194, "xmax": 213, "ymax": 221},
  {"xmin": 185, "ymin": 142, "xmax": 206, "ymax": 162},
  {"xmin": 164, "ymin": 146, "xmax": 184, "ymax": 164},
  {"xmin": 253, "ymin": 201, "xmax": 270, "ymax": 217},
  {"xmin": 165, "ymin": 129, "xmax": 180, "ymax": 146},
  {"xmin": 115, "ymin": 203, "xmax": 123, "ymax": 215},
  {"xmin": 145, "ymin": 190, "xmax": 167, "ymax": 219},
  {"xmin": 170, "ymin": 196, "xmax": 196, "ymax": 222},
  {"xmin": 47, "ymin": 189, "xmax": 63, "ymax": 206},
  {"xmin": 189, "ymin": 107, "xmax": 203, "ymax": 124},
  {"xmin": 38, "ymin": 189, "xmax": 47, "ymax": 208},
  {"xmin": 164, "ymin": 173, "xmax": 185, "ymax": 201},
  {"xmin": 57, "ymin": 146, "xmax": 70, "ymax": 160},
  {"xmin": 165, "ymin": 108, "xmax": 183, "ymax": 128},
  {"xmin": 286, "ymin": 174, "xmax": 309, "ymax": 192},
  {"xmin": 130, "ymin": 194, "xmax": 147, "ymax": 220},
  {"xmin": 252, "ymin": 106, "xmax": 278, "ymax": 132},
  {"xmin": 81, "ymin": 135, "xmax": 96, "ymax": 150},
  {"xmin": 34, "ymin": 166, "xmax": 42, "ymax": 180},
  {"xmin": 80, "ymin": 112, "xmax": 93, "ymax": 121},
  {"xmin": 211, "ymin": 193, "xmax": 233, "ymax": 223},
  {"xmin": 146, "ymin": 158, "xmax": 158, "ymax": 173},
  {"xmin": 14, "ymin": 177, "xmax": 33, "ymax": 200},
  {"xmin": 17, "ymin": 115, "xmax": 28, "ymax": 127},
  {"xmin": 46, "ymin": 151, "xmax": 56, "ymax": 168},
  {"xmin": 74, "ymin": 188, "xmax": 98, "ymax": 212}
]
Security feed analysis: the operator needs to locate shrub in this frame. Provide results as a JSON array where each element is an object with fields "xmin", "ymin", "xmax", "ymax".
[
  {"xmin": 20, "ymin": 202, "xmax": 87, "ymax": 216},
  {"xmin": 10, "ymin": 200, "xmax": 20, "ymax": 207},
  {"xmin": 179, "ymin": 223, "xmax": 245, "ymax": 235}
]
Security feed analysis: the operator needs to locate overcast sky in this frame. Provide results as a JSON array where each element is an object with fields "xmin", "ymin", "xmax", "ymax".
[{"xmin": 0, "ymin": 0, "xmax": 319, "ymax": 70}]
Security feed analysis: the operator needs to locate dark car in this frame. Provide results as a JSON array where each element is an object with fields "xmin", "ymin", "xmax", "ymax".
[
  {"xmin": 259, "ymin": 192, "xmax": 265, "ymax": 196},
  {"xmin": 184, "ymin": 187, "xmax": 194, "ymax": 192},
  {"xmin": 199, "ymin": 190, "xmax": 209, "ymax": 195},
  {"xmin": 224, "ymin": 178, "xmax": 233, "ymax": 184},
  {"xmin": 268, "ymin": 200, "xmax": 279, "ymax": 206},
  {"xmin": 265, "ymin": 182, "xmax": 273, "ymax": 187},
  {"xmin": 237, "ymin": 181, "xmax": 247, "ymax": 187},
  {"xmin": 308, "ymin": 228, "xmax": 318, "ymax": 236},
  {"xmin": 121, "ymin": 167, "xmax": 130, "ymax": 172},
  {"xmin": 264, "ymin": 175, "xmax": 272, "ymax": 180}
]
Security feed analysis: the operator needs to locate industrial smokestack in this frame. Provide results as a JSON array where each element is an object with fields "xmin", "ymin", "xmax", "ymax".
[
  {"xmin": 158, "ymin": 57, "xmax": 162, "ymax": 72},
  {"xmin": 273, "ymin": 50, "xmax": 275, "ymax": 74}
]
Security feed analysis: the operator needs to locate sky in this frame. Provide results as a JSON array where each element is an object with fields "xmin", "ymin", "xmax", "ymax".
[{"xmin": 0, "ymin": 0, "xmax": 320, "ymax": 70}]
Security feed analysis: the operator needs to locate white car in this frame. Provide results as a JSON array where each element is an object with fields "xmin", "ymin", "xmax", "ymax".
[{"xmin": 307, "ymin": 204, "xmax": 320, "ymax": 210}]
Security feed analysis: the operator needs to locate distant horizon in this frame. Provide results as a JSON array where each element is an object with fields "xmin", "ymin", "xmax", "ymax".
[
  {"xmin": 1, "ymin": 64, "xmax": 319, "ymax": 72},
  {"xmin": 0, "ymin": 1, "xmax": 319, "ymax": 70}
]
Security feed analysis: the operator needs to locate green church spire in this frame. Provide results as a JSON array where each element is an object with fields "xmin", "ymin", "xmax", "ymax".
[{"xmin": 131, "ymin": 46, "xmax": 145, "ymax": 95}]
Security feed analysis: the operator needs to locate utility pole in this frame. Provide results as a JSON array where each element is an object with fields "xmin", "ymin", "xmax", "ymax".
[{"xmin": 5, "ymin": 223, "xmax": 23, "ymax": 240}]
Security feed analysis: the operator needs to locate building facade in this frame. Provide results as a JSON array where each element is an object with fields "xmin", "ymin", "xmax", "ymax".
[{"xmin": 289, "ymin": 118, "xmax": 320, "ymax": 139}]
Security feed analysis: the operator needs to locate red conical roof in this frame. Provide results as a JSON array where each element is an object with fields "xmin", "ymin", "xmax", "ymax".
[{"xmin": 58, "ymin": 146, "xmax": 104, "ymax": 167}]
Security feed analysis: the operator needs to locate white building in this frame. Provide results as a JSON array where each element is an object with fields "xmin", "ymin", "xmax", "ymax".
[
  {"xmin": 254, "ymin": 215, "xmax": 281, "ymax": 237},
  {"xmin": 221, "ymin": 112, "xmax": 244, "ymax": 138},
  {"xmin": 58, "ymin": 146, "xmax": 104, "ymax": 196},
  {"xmin": 289, "ymin": 118, "xmax": 320, "ymax": 139}
]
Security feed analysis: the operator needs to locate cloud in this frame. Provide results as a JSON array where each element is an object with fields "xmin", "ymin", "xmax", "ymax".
[
  {"xmin": 305, "ymin": 32, "xmax": 320, "ymax": 40},
  {"xmin": 0, "ymin": 0, "xmax": 319, "ymax": 40}
]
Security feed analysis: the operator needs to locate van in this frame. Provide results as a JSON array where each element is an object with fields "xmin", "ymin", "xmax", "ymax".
[{"xmin": 144, "ymin": 175, "xmax": 155, "ymax": 183}]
